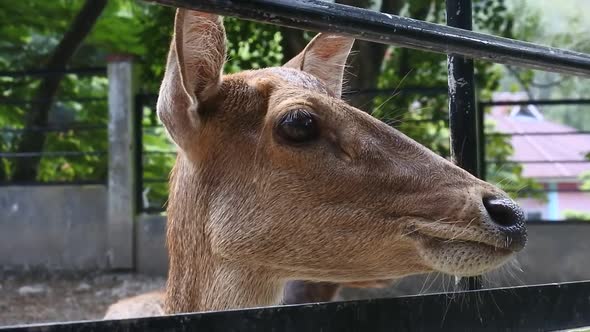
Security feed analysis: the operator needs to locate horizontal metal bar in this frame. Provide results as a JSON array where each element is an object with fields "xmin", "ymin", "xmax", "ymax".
[
  {"xmin": 480, "ymin": 99, "xmax": 590, "ymax": 106},
  {"xmin": 143, "ymin": 150, "xmax": 177, "ymax": 155},
  {"xmin": 143, "ymin": 117, "xmax": 449, "ymax": 131},
  {"xmin": 145, "ymin": 0, "xmax": 590, "ymax": 77},
  {"xmin": 343, "ymin": 87, "xmax": 448, "ymax": 96},
  {"xmin": 134, "ymin": 87, "xmax": 449, "ymax": 101},
  {"xmin": 487, "ymin": 131, "xmax": 590, "ymax": 136},
  {"xmin": 0, "ymin": 98, "xmax": 106, "ymax": 106},
  {"xmin": 509, "ymin": 188, "xmax": 589, "ymax": 193},
  {"xmin": 140, "ymin": 178, "xmax": 590, "ymax": 194},
  {"xmin": 0, "ymin": 180, "xmax": 106, "ymax": 187},
  {"xmin": 143, "ymin": 177, "xmax": 170, "ymax": 183},
  {"xmin": 142, "ymin": 126, "xmax": 169, "ymax": 132},
  {"xmin": 384, "ymin": 118, "xmax": 449, "ymax": 124},
  {"xmin": 142, "ymin": 181, "xmax": 590, "ymax": 194},
  {"xmin": 137, "ymin": 94, "xmax": 590, "ymax": 107},
  {"xmin": 143, "ymin": 117, "xmax": 451, "ymax": 131},
  {"xmin": 0, "ymin": 151, "xmax": 107, "ymax": 158},
  {"xmin": 4, "ymin": 280, "xmax": 590, "ymax": 331},
  {"xmin": 487, "ymin": 159, "xmax": 590, "ymax": 164},
  {"xmin": 140, "ymin": 206, "xmax": 167, "ymax": 214},
  {"xmin": 527, "ymin": 220, "xmax": 590, "ymax": 224},
  {"xmin": 0, "ymin": 67, "xmax": 106, "ymax": 78},
  {"xmin": 0, "ymin": 125, "xmax": 106, "ymax": 133},
  {"xmin": 140, "ymin": 148, "xmax": 590, "ymax": 161},
  {"xmin": 135, "ymin": 93, "xmax": 159, "ymax": 100}
]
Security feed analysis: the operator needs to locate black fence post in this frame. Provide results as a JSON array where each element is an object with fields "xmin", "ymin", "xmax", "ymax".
[
  {"xmin": 478, "ymin": 101, "xmax": 486, "ymax": 181},
  {"xmin": 446, "ymin": 0, "xmax": 483, "ymax": 290},
  {"xmin": 134, "ymin": 94, "xmax": 144, "ymax": 214}
]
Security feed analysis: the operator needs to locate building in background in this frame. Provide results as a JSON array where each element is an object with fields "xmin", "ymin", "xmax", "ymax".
[{"xmin": 489, "ymin": 92, "xmax": 590, "ymax": 221}]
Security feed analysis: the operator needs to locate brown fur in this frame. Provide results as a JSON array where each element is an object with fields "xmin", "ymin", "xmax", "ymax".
[
  {"xmin": 104, "ymin": 291, "xmax": 164, "ymax": 319},
  {"xmin": 282, "ymin": 280, "xmax": 392, "ymax": 305},
  {"xmin": 104, "ymin": 280, "xmax": 391, "ymax": 319},
  {"xmin": 105, "ymin": 9, "xmax": 526, "ymax": 318}
]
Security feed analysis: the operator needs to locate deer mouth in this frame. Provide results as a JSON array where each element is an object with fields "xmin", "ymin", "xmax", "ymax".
[{"xmin": 406, "ymin": 223, "xmax": 516, "ymax": 277}]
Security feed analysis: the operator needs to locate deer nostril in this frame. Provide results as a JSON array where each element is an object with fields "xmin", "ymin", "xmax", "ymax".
[
  {"xmin": 482, "ymin": 196, "xmax": 525, "ymax": 228},
  {"xmin": 482, "ymin": 196, "xmax": 527, "ymax": 251}
]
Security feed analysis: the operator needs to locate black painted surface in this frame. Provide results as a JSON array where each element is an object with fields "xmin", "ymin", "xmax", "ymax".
[
  {"xmin": 480, "ymin": 98, "xmax": 590, "ymax": 106},
  {"xmin": 38, "ymin": 2, "xmax": 587, "ymax": 332},
  {"xmin": 2, "ymin": 281, "xmax": 590, "ymax": 331},
  {"xmin": 446, "ymin": 0, "xmax": 479, "ymax": 177},
  {"xmin": 134, "ymin": 94, "xmax": 144, "ymax": 214},
  {"xmin": 477, "ymin": 101, "xmax": 487, "ymax": 180},
  {"xmin": 143, "ymin": 0, "xmax": 590, "ymax": 77},
  {"xmin": 446, "ymin": 0, "xmax": 483, "ymax": 291}
]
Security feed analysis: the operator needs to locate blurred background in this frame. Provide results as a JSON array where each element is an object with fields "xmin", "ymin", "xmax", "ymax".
[{"xmin": 0, "ymin": 0, "xmax": 589, "ymax": 327}]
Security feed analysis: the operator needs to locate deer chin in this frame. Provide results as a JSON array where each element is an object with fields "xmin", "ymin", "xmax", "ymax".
[
  {"xmin": 415, "ymin": 235, "xmax": 514, "ymax": 277},
  {"xmin": 406, "ymin": 222, "xmax": 516, "ymax": 277}
]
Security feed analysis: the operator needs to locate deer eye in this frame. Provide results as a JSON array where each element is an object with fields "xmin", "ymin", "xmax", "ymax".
[{"xmin": 277, "ymin": 109, "xmax": 319, "ymax": 143}]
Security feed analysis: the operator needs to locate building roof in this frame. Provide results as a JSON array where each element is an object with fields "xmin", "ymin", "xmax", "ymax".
[{"xmin": 489, "ymin": 93, "xmax": 590, "ymax": 180}]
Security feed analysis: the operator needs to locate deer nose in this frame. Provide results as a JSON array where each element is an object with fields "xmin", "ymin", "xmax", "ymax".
[{"xmin": 482, "ymin": 196, "xmax": 527, "ymax": 251}]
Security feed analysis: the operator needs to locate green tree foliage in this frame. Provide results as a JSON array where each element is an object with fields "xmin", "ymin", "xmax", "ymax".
[
  {"xmin": 564, "ymin": 153, "xmax": 590, "ymax": 221},
  {"xmin": 0, "ymin": 0, "xmax": 112, "ymax": 182},
  {"xmin": 370, "ymin": 0, "xmax": 543, "ymax": 199},
  {"xmin": 501, "ymin": 0, "xmax": 590, "ymax": 131},
  {"xmin": 1, "ymin": 0, "xmax": 560, "ymax": 209}
]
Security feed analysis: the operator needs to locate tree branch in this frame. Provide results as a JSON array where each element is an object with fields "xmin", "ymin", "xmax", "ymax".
[
  {"xmin": 398, "ymin": 0, "xmax": 433, "ymax": 82},
  {"xmin": 337, "ymin": 0, "xmax": 404, "ymax": 111},
  {"xmin": 506, "ymin": 66, "xmax": 534, "ymax": 100},
  {"xmin": 10, "ymin": 0, "xmax": 108, "ymax": 182}
]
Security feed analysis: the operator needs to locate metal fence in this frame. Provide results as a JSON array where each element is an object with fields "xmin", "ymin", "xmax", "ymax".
[
  {"xmin": 136, "ymin": 0, "xmax": 590, "ymax": 330},
  {"xmin": 3, "ymin": 281, "xmax": 590, "ymax": 331},
  {"xmin": 0, "ymin": 67, "xmax": 108, "ymax": 185},
  {"xmin": 4, "ymin": 0, "xmax": 590, "ymax": 330}
]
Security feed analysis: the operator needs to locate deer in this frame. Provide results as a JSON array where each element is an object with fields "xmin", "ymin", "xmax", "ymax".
[
  {"xmin": 104, "ymin": 279, "xmax": 390, "ymax": 318},
  {"xmin": 104, "ymin": 8, "xmax": 526, "ymax": 319}
]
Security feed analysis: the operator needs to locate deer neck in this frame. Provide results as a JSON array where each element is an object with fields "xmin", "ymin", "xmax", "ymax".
[{"xmin": 164, "ymin": 155, "xmax": 284, "ymax": 313}]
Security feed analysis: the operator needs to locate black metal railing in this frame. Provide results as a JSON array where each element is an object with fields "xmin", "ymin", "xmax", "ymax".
[
  {"xmin": 0, "ymin": 68, "xmax": 108, "ymax": 185},
  {"xmin": 3, "ymin": 281, "xmax": 590, "ymax": 331},
  {"xmin": 128, "ymin": 0, "xmax": 590, "ymax": 330},
  {"xmin": 146, "ymin": 0, "xmax": 590, "ymax": 77},
  {"xmin": 7, "ymin": 0, "xmax": 590, "ymax": 330}
]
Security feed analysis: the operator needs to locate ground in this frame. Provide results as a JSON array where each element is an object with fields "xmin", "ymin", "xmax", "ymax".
[
  {"xmin": 0, "ymin": 271, "xmax": 455, "ymax": 327},
  {"xmin": 2, "ymin": 272, "xmax": 589, "ymax": 331},
  {"xmin": 0, "ymin": 272, "xmax": 165, "ymax": 327},
  {"xmin": 0, "ymin": 271, "xmax": 431, "ymax": 327}
]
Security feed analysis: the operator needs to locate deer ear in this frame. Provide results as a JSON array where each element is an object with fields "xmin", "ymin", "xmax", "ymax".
[
  {"xmin": 283, "ymin": 34, "xmax": 354, "ymax": 98},
  {"xmin": 157, "ymin": 9, "xmax": 226, "ymax": 148}
]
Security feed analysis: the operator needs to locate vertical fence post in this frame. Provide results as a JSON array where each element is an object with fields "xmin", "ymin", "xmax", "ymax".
[
  {"xmin": 134, "ymin": 94, "xmax": 144, "ymax": 214},
  {"xmin": 446, "ymin": 0, "xmax": 482, "ymax": 290},
  {"xmin": 477, "ymin": 101, "xmax": 486, "ymax": 181},
  {"xmin": 107, "ymin": 55, "xmax": 137, "ymax": 269}
]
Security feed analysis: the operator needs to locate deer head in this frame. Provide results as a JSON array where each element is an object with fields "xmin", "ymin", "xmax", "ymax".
[{"xmin": 157, "ymin": 9, "xmax": 527, "ymax": 313}]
